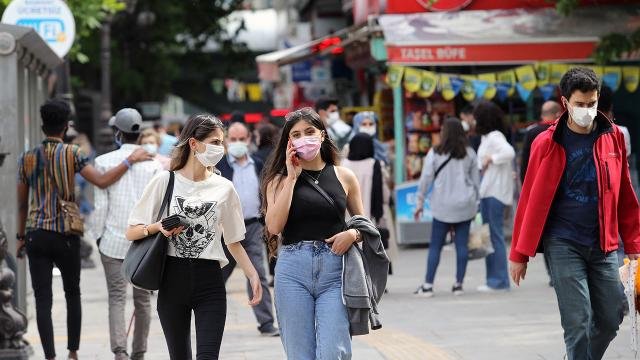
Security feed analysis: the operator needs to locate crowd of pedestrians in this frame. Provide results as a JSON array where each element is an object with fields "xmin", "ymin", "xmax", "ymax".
[{"xmin": 14, "ymin": 67, "xmax": 640, "ymax": 360}]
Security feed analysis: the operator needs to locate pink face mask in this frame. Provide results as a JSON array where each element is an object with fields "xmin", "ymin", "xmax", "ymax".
[{"xmin": 292, "ymin": 136, "xmax": 322, "ymax": 161}]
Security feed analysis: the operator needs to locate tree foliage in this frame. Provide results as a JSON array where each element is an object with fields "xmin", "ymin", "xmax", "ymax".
[{"xmin": 551, "ymin": 0, "xmax": 640, "ymax": 64}]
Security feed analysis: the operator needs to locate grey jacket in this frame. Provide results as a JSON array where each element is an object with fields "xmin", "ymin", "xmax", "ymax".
[
  {"xmin": 416, "ymin": 147, "xmax": 480, "ymax": 223},
  {"xmin": 343, "ymin": 216, "xmax": 390, "ymax": 336}
]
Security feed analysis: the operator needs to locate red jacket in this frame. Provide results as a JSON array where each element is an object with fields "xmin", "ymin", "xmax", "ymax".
[{"xmin": 510, "ymin": 111, "xmax": 640, "ymax": 263}]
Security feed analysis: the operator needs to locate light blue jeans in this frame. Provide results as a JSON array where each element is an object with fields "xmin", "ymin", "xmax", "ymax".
[
  {"xmin": 275, "ymin": 241, "xmax": 352, "ymax": 360},
  {"xmin": 480, "ymin": 197, "xmax": 511, "ymax": 289}
]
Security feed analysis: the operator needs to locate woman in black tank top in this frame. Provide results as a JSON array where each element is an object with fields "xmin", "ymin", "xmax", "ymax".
[{"xmin": 262, "ymin": 108, "xmax": 365, "ymax": 359}]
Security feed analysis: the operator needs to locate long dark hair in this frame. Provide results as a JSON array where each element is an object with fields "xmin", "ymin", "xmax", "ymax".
[
  {"xmin": 434, "ymin": 117, "xmax": 468, "ymax": 159},
  {"xmin": 260, "ymin": 107, "xmax": 339, "ymax": 210},
  {"xmin": 170, "ymin": 114, "xmax": 224, "ymax": 171},
  {"xmin": 474, "ymin": 101, "xmax": 507, "ymax": 136}
]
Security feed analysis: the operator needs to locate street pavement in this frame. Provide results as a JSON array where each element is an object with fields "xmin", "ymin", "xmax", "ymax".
[{"xmin": 23, "ymin": 243, "xmax": 638, "ymax": 359}]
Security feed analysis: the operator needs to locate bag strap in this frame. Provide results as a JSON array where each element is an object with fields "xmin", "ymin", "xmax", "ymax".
[
  {"xmin": 155, "ymin": 171, "xmax": 175, "ymax": 222},
  {"xmin": 433, "ymin": 154, "xmax": 453, "ymax": 181},
  {"xmin": 301, "ymin": 171, "xmax": 346, "ymax": 229}
]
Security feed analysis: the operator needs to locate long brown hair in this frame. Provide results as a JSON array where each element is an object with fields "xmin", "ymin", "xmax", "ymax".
[
  {"xmin": 434, "ymin": 117, "xmax": 469, "ymax": 159},
  {"xmin": 170, "ymin": 114, "xmax": 224, "ymax": 171},
  {"xmin": 260, "ymin": 108, "xmax": 339, "ymax": 212}
]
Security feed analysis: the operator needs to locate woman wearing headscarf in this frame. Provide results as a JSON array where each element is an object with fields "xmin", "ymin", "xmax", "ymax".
[{"xmin": 345, "ymin": 111, "xmax": 389, "ymax": 165}]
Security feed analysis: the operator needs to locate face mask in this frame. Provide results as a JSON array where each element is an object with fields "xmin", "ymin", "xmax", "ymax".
[
  {"xmin": 359, "ymin": 126, "xmax": 376, "ymax": 136},
  {"xmin": 141, "ymin": 143, "xmax": 158, "ymax": 155},
  {"xmin": 227, "ymin": 141, "xmax": 249, "ymax": 158},
  {"xmin": 194, "ymin": 142, "xmax": 225, "ymax": 167},
  {"xmin": 292, "ymin": 136, "xmax": 322, "ymax": 161},
  {"xmin": 327, "ymin": 111, "xmax": 340, "ymax": 125},
  {"xmin": 568, "ymin": 102, "xmax": 598, "ymax": 128},
  {"xmin": 461, "ymin": 121, "xmax": 470, "ymax": 132},
  {"xmin": 114, "ymin": 132, "xmax": 122, "ymax": 148}
]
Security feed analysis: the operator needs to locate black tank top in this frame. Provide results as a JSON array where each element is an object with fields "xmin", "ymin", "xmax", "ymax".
[{"xmin": 282, "ymin": 165, "xmax": 347, "ymax": 245}]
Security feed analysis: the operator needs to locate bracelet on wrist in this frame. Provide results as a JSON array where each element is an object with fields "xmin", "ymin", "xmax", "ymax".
[
  {"xmin": 123, "ymin": 158, "xmax": 132, "ymax": 169},
  {"xmin": 16, "ymin": 233, "xmax": 25, "ymax": 241}
]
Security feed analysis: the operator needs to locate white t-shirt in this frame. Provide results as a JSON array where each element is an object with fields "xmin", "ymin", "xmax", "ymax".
[
  {"xmin": 128, "ymin": 171, "xmax": 245, "ymax": 267},
  {"xmin": 477, "ymin": 130, "xmax": 516, "ymax": 206}
]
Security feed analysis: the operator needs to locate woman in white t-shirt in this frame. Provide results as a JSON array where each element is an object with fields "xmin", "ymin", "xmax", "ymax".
[
  {"xmin": 474, "ymin": 101, "xmax": 515, "ymax": 292},
  {"xmin": 126, "ymin": 114, "xmax": 261, "ymax": 359}
]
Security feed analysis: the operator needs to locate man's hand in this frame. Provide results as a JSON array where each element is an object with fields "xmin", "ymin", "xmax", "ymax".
[
  {"xmin": 16, "ymin": 239, "xmax": 26, "ymax": 259},
  {"xmin": 127, "ymin": 148, "xmax": 154, "ymax": 164},
  {"xmin": 509, "ymin": 260, "xmax": 528, "ymax": 286},
  {"xmin": 628, "ymin": 254, "xmax": 640, "ymax": 261}
]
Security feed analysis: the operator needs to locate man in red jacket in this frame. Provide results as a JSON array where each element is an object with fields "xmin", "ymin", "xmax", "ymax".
[{"xmin": 509, "ymin": 67, "xmax": 640, "ymax": 360}]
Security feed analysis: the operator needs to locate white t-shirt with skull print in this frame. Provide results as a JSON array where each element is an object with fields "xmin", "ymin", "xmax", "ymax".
[{"xmin": 128, "ymin": 171, "xmax": 245, "ymax": 267}]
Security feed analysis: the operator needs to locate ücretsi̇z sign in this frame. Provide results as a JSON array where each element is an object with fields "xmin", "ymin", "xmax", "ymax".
[{"xmin": 1, "ymin": 0, "xmax": 76, "ymax": 58}]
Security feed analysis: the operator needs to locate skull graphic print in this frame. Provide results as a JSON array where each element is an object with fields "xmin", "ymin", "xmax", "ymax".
[{"xmin": 171, "ymin": 196, "xmax": 218, "ymax": 258}]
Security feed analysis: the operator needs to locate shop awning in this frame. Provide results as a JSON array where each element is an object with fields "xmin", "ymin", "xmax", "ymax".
[
  {"xmin": 379, "ymin": 6, "xmax": 640, "ymax": 65},
  {"xmin": 256, "ymin": 24, "xmax": 375, "ymax": 81}
]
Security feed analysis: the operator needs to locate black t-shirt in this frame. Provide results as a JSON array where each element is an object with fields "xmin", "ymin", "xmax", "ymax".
[{"xmin": 544, "ymin": 125, "xmax": 599, "ymax": 247}]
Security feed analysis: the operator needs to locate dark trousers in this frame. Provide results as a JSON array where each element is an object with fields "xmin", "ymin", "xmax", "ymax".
[
  {"xmin": 26, "ymin": 229, "xmax": 81, "ymax": 359},
  {"xmin": 158, "ymin": 257, "xmax": 227, "ymax": 360},
  {"xmin": 544, "ymin": 237, "xmax": 624, "ymax": 360},
  {"xmin": 425, "ymin": 218, "xmax": 471, "ymax": 285},
  {"xmin": 221, "ymin": 221, "xmax": 275, "ymax": 330}
]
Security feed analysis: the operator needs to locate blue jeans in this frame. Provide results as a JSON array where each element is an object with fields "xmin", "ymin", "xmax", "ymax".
[
  {"xmin": 480, "ymin": 197, "xmax": 510, "ymax": 289},
  {"xmin": 275, "ymin": 241, "xmax": 351, "ymax": 360},
  {"xmin": 425, "ymin": 218, "xmax": 471, "ymax": 284},
  {"xmin": 544, "ymin": 238, "xmax": 623, "ymax": 360}
]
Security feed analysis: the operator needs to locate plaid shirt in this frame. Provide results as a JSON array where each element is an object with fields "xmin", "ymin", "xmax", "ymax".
[
  {"xmin": 87, "ymin": 144, "xmax": 164, "ymax": 259},
  {"xmin": 18, "ymin": 138, "xmax": 90, "ymax": 234}
]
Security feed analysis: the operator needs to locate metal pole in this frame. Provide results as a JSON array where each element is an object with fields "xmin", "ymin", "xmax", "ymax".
[
  {"xmin": 393, "ymin": 85, "xmax": 404, "ymax": 185},
  {"xmin": 98, "ymin": 16, "xmax": 113, "ymax": 154}
]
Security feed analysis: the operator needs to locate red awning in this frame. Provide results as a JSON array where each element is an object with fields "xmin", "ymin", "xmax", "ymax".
[{"xmin": 379, "ymin": 6, "xmax": 640, "ymax": 65}]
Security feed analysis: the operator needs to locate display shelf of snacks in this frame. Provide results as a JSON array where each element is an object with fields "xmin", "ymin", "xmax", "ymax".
[{"xmin": 404, "ymin": 94, "xmax": 455, "ymax": 180}]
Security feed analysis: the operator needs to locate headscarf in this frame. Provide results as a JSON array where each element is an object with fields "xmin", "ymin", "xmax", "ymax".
[
  {"xmin": 350, "ymin": 111, "xmax": 389, "ymax": 164},
  {"xmin": 347, "ymin": 133, "xmax": 384, "ymax": 222}
]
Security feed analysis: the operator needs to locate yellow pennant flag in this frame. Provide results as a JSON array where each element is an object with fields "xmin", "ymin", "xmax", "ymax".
[
  {"xmin": 550, "ymin": 64, "xmax": 568, "ymax": 85},
  {"xmin": 460, "ymin": 75, "xmax": 477, "ymax": 102},
  {"xmin": 246, "ymin": 83, "xmax": 263, "ymax": 102},
  {"xmin": 585, "ymin": 65, "xmax": 604, "ymax": 79},
  {"xmin": 386, "ymin": 66, "xmax": 404, "ymax": 88},
  {"xmin": 497, "ymin": 70, "xmax": 516, "ymax": 96},
  {"xmin": 535, "ymin": 62, "xmax": 550, "ymax": 87},
  {"xmin": 417, "ymin": 70, "xmax": 438, "ymax": 98},
  {"xmin": 515, "ymin": 65, "xmax": 537, "ymax": 91},
  {"xmin": 603, "ymin": 66, "xmax": 622, "ymax": 91},
  {"xmin": 439, "ymin": 75, "xmax": 457, "ymax": 101},
  {"xmin": 403, "ymin": 67, "xmax": 422, "ymax": 93},
  {"xmin": 477, "ymin": 73, "xmax": 497, "ymax": 100},
  {"xmin": 622, "ymin": 66, "xmax": 640, "ymax": 93}
]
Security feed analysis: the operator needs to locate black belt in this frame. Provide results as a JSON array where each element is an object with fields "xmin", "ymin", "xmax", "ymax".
[{"xmin": 244, "ymin": 217, "xmax": 261, "ymax": 226}]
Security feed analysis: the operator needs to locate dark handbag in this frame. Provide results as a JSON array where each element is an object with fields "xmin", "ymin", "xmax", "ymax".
[
  {"xmin": 122, "ymin": 171, "xmax": 175, "ymax": 291},
  {"xmin": 38, "ymin": 146, "xmax": 84, "ymax": 236}
]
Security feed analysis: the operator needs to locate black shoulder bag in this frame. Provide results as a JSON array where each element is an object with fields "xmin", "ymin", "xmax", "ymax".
[
  {"xmin": 302, "ymin": 171, "xmax": 346, "ymax": 229},
  {"xmin": 122, "ymin": 171, "xmax": 174, "ymax": 291}
]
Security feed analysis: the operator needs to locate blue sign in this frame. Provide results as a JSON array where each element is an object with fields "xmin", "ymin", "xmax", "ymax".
[
  {"xmin": 395, "ymin": 181, "xmax": 432, "ymax": 223},
  {"xmin": 16, "ymin": 18, "xmax": 64, "ymax": 43},
  {"xmin": 291, "ymin": 60, "xmax": 312, "ymax": 82}
]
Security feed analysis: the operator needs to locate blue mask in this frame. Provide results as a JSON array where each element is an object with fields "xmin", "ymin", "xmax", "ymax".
[{"xmin": 114, "ymin": 131, "xmax": 122, "ymax": 148}]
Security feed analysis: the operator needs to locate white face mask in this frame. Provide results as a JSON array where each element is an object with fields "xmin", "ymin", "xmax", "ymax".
[
  {"xmin": 141, "ymin": 143, "xmax": 158, "ymax": 155},
  {"xmin": 195, "ymin": 142, "xmax": 225, "ymax": 167},
  {"xmin": 461, "ymin": 121, "xmax": 470, "ymax": 132},
  {"xmin": 568, "ymin": 102, "xmax": 598, "ymax": 128},
  {"xmin": 327, "ymin": 111, "xmax": 340, "ymax": 125},
  {"xmin": 227, "ymin": 141, "xmax": 249, "ymax": 158},
  {"xmin": 359, "ymin": 126, "xmax": 376, "ymax": 136}
]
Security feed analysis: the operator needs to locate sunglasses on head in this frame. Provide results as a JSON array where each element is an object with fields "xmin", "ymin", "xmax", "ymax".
[{"xmin": 285, "ymin": 107, "xmax": 316, "ymax": 122}]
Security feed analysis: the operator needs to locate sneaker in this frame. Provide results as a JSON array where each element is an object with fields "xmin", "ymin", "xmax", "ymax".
[
  {"xmin": 259, "ymin": 324, "xmax": 280, "ymax": 337},
  {"xmin": 414, "ymin": 284, "xmax": 434, "ymax": 298},
  {"xmin": 452, "ymin": 284, "xmax": 464, "ymax": 296},
  {"xmin": 476, "ymin": 285, "xmax": 509, "ymax": 293}
]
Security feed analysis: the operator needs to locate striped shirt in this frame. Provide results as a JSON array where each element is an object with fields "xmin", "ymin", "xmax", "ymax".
[{"xmin": 18, "ymin": 138, "xmax": 89, "ymax": 233}]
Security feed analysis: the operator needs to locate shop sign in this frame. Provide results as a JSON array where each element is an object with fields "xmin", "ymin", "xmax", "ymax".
[
  {"xmin": 2, "ymin": 0, "xmax": 76, "ymax": 58},
  {"xmin": 387, "ymin": 42, "xmax": 596, "ymax": 65},
  {"xmin": 291, "ymin": 60, "xmax": 312, "ymax": 82}
]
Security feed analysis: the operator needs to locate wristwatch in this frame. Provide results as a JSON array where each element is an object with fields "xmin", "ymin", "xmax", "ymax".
[
  {"xmin": 16, "ymin": 233, "xmax": 25, "ymax": 241},
  {"xmin": 142, "ymin": 225, "xmax": 149, "ymax": 237}
]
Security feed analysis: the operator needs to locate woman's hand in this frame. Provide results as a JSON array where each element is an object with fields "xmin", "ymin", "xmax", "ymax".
[
  {"xmin": 248, "ymin": 273, "xmax": 263, "ymax": 306},
  {"xmin": 326, "ymin": 229, "xmax": 358, "ymax": 255},
  {"xmin": 286, "ymin": 140, "xmax": 302, "ymax": 180},
  {"xmin": 156, "ymin": 221, "xmax": 184, "ymax": 238},
  {"xmin": 414, "ymin": 208, "xmax": 423, "ymax": 221}
]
